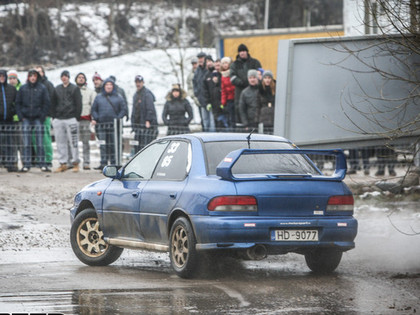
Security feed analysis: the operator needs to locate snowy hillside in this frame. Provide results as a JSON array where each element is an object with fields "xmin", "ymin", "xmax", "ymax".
[{"xmin": 0, "ymin": 1, "xmax": 256, "ymax": 66}]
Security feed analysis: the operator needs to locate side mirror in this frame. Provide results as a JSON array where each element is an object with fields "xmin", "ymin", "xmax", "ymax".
[{"xmin": 103, "ymin": 165, "xmax": 119, "ymax": 178}]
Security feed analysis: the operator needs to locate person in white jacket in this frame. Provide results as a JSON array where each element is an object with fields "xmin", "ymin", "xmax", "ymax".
[{"xmin": 75, "ymin": 72, "xmax": 96, "ymax": 170}]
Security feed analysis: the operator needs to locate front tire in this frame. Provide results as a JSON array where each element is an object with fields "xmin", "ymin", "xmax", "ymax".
[
  {"xmin": 169, "ymin": 217, "xmax": 199, "ymax": 278},
  {"xmin": 70, "ymin": 208, "xmax": 123, "ymax": 266},
  {"xmin": 305, "ymin": 249, "xmax": 343, "ymax": 273}
]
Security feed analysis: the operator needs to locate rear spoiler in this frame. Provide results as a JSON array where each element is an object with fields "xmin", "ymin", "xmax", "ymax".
[{"xmin": 216, "ymin": 149, "xmax": 347, "ymax": 181}]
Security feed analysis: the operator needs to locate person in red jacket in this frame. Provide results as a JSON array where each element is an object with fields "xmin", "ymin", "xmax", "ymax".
[{"xmin": 220, "ymin": 56, "xmax": 235, "ymax": 128}]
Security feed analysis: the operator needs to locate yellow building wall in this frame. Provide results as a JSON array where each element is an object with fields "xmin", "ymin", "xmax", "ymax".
[{"xmin": 223, "ymin": 31, "xmax": 344, "ymax": 79}]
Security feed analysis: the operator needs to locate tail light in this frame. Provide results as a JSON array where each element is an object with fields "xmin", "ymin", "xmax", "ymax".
[
  {"xmin": 208, "ymin": 196, "xmax": 258, "ymax": 211},
  {"xmin": 326, "ymin": 195, "xmax": 354, "ymax": 212}
]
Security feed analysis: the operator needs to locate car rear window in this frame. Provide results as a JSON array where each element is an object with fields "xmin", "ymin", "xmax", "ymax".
[{"xmin": 204, "ymin": 141, "xmax": 320, "ymax": 176}]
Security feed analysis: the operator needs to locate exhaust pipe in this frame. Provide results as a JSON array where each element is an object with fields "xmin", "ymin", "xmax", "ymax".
[{"xmin": 244, "ymin": 245, "xmax": 267, "ymax": 260}]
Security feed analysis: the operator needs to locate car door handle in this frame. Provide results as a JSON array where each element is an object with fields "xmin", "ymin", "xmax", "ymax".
[
  {"xmin": 170, "ymin": 193, "xmax": 177, "ymax": 199},
  {"xmin": 132, "ymin": 192, "xmax": 140, "ymax": 198}
]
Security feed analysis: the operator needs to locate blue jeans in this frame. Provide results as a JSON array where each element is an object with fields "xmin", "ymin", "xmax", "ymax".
[
  {"xmin": 96, "ymin": 123, "xmax": 116, "ymax": 166},
  {"xmin": 22, "ymin": 119, "xmax": 45, "ymax": 168},
  {"xmin": 200, "ymin": 107, "xmax": 216, "ymax": 132}
]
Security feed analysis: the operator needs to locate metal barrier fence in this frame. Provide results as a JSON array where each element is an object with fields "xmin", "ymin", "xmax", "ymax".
[
  {"xmin": 0, "ymin": 120, "xmax": 417, "ymax": 176},
  {"xmin": 307, "ymin": 144, "xmax": 416, "ymax": 177}
]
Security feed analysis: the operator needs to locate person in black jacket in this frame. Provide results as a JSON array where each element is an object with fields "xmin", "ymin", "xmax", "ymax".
[
  {"xmin": 131, "ymin": 75, "xmax": 158, "ymax": 152},
  {"xmin": 162, "ymin": 84, "xmax": 193, "ymax": 135},
  {"xmin": 203, "ymin": 71, "xmax": 228, "ymax": 130},
  {"xmin": 35, "ymin": 65, "xmax": 55, "ymax": 167},
  {"xmin": 0, "ymin": 70, "xmax": 17, "ymax": 172},
  {"xmin": 230, "ymin": 44, "xmax": 262, "ymax": 125},
  {"xmin": 257, "ymin": 70, "xmax": 276, "ymax": 133},
  {"xmin": 239, "ymin": 69, "xmax": 260, "ymax": 129},
  {"xmin": 15, "ymin": 69, "xmax": 50, "ymax": 172},
  {"xmin": 51, "ymin": 70, "xmax": 82, "ymax": 173}
]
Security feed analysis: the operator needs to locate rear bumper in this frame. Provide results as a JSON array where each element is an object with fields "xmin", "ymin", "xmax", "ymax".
[{"xmin": 192, "ymin": 216, "xmax": 357, "ymax": 252}]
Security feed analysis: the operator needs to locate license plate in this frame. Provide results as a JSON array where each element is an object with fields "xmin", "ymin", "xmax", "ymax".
[{"xmin": 271, "ymin": 229, "xmax": 318, "ymax": 241}]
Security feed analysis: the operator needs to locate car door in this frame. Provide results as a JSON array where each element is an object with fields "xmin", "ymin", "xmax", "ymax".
[
  {"xmin": 101, "ymin": 141, "xmax": 169, "ymax": 240},
  {"xmin": 139, "ymin": 140, "xmax": 191, "ymax": 243}
]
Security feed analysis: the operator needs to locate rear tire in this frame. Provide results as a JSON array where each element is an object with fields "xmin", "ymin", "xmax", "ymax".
[
  {"xmin": 70, "ymin": 208, "xmax": 123, "ymax": 266},
  {"xmin": 305, "ymin": 249, "xmax": 343, "ymax": 273},
  {"xmin": 169, "ymin": 217, "xmax": 199, "ymax": 278}
]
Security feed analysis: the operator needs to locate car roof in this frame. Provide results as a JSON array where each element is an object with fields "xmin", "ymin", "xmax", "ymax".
[{"xmin": 162, "ymin": 132, "xmax": 291, "ymax": 143}]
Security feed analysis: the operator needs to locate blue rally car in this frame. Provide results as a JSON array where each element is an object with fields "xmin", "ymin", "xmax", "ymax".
[{"xmin": 70, "ymin": 133, "xmax": 357, "ymax": 278}]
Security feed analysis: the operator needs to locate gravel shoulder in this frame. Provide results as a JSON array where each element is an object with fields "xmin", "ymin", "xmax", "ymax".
[{"xmin": 0, "ymin": 169, "xmax": 103, "ymax": 251}]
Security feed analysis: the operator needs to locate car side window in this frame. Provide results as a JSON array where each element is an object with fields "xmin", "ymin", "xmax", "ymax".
[
  {"xmin": 122, "ymin": 141, "xmax": 169, "ymax": 180},
  {"xmin": 152, "ymin": 140, "xmax": 190, "ymax": 181}
]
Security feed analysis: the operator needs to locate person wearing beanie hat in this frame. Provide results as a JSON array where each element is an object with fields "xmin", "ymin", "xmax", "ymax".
[
  {"xmin": 35, "ymin": 65, "xmax": 55, "ymax": 168},
  {"xmin": 7, "ymin": 69, "xmax": 18, "ymax": 79},
  {"xmin": 61, "ymin": 70, "xmax": 70, "ymax": 78},
  {"xmin": 262, "ymin": 70, "xmax": 273, "ymax": 80},
  {"xmin": 131, "ymin": 74, "xmax": 158, "ymax": 152},
  {"xmin": 247, "ymin": 69, "xmax": 258, "ymax": 79},
  {"xmin": 92, "ymin": 72, "xmax": 103, "ymax": 94},
  {"xmin": 0, "ymin": 69, "xmax": 18, "ymax": 172},
  {"xmin": 51, "ymin": 68, "xmax": 82, "ymax": 173},
  {"xmin": 238, "ymin": 67, "xmax": 260, "ymax": 129},
  {"xmin": 257, "ymin": 69, "xmax": 276, "ymax": 131},
  {"xmin": 92, "ymin": 72, "xmax": 102, "ymax": 81},
  {"xmin": 75, "ymin": 72, "xmax": 96, "ymax": 170},
  {"xmin": 15, "ymin": 68, "xmax": 51, "ymax": 172},
  {"xmin": 7, "ymin": 70, "xmax": 20, "ymax": 90},
  {"xmin": 237, "ymin": 43, "xmax": 248, "ymax": 52},
  {"xmin": 230, "ymin": 43, "xmax": 262, "ymax": 124}
]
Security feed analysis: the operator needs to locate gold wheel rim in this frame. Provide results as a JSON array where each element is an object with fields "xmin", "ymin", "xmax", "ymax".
[
  {"xmin": 171, "ymin": 225, "xmax": 189, "ymax": 268},
  {"xmin": 76, "ymin": 217, "xmax": 108, "ymax": 258}
]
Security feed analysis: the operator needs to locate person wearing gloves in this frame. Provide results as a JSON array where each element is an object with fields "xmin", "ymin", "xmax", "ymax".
[{"xmin": 91, "ymin": 78, "xmax": 126, "ymax": 169}]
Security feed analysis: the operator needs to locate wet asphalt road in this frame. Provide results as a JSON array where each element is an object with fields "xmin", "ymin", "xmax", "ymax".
[{"xmin": 0, "ymin": 201, "xmax": 419, "ymax": 315}]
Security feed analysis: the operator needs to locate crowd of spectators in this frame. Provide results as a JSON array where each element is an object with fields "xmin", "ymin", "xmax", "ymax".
[{"xmin": 0, "ymin": 43, "xmax": 398, "ymax": 175}]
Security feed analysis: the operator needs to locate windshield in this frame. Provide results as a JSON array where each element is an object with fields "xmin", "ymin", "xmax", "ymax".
[{"xmin": 204, "ymin": 141, "xmax": 320, "ymax": 176}]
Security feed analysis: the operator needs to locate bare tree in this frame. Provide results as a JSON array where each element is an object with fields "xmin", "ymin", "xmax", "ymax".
[{"xmin": 336, "ymin": 0, "xmax": 419, "ymax": 164}]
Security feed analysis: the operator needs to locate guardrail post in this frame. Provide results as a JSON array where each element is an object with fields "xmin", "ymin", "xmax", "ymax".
[{"xmin": 114, "ymin": 118, "xmax": 122, "ymax": 166}]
